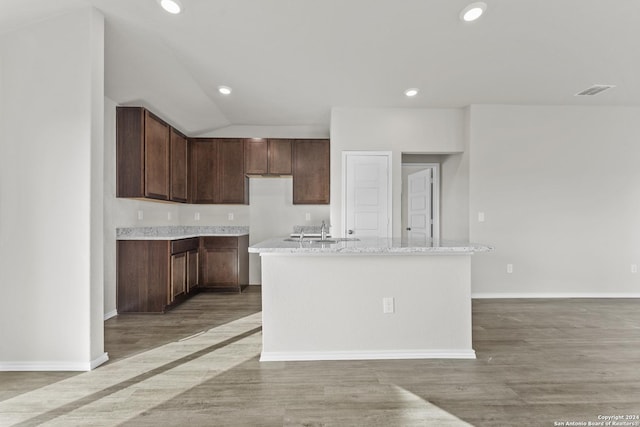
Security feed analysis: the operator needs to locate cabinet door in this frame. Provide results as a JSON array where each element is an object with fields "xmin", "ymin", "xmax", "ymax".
[
  {"xmin": 244, "ymin": 139, "xmax": 268, "ymax": 175},
  {"xmin": 269, "ymin": 139, "xmax": 292, "ymax": 175},
  {"xmin": 170, "ymin": 129, "xmax": 188, "ymax": 203},
  {"xmin": 201, "ymin": 248, "xmax": 238, "ymax": 286},
  {"xmin": 186, "ymin": 249, "xmax": 199, "ymax": 292},
  {"xmin": 144, "ymin": 111, "xmax": 171, "ymax": 200},
  {"xmin": 171, "ymin": 252, "xmax": 187, "ymax": 301},
  {"xmin": 116, "ymin": 107, "xmax": 145, "ymax": 198},
  {"xmin": 217, "ymin": 139, "xmax": 248, "ymax": 204},
  {"xmin": 293, "ymin": 139, "xmax": 330, "ymax": 204},
  {"xmin": 117, "ymin": 240, "xmax": 170, "ymax": 313},
  {"xmin": 190, "ymin": 139, "xmax": 218, "ymax": 204}
]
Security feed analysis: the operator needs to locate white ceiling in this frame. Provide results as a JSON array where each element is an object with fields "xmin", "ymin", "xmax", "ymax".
[{"xmin": 2, "ymin": 0, "xmax": 638, "ymax": 134}]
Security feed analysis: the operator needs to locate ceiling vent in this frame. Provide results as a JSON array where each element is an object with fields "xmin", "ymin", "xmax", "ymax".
[{"xmin": 575, "ymin": 85, "xmax": 616, "ymax": 96}]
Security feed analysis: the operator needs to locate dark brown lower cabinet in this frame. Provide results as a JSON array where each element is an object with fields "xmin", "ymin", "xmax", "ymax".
[
  {"xmin": 187, "ymin": 249, "xmax": 199, "ymax": 293},
  {"xmin": 171, "ymin": 252, "xmax": 187, "ymax": 301},
  {"xmin": 117, "ymin": 237, "xmax": 199, "ymax": 313},
  {"xmin": 200, "ymin": 235, "xmax": 249, "ymax": 292}
]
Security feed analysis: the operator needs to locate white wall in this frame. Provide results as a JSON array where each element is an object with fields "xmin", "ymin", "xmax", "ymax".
[
  {"xmin": 248, "ymin": 178, "xmax": 329, "ymax": 283},
  {"xmin": 196, "ymin": 124, "xmax": 328, "ymax": 139},
  {"xmin": 469, "ymin": 105, "xmax": 640, "ymax": 297},
  {"xmin": 0, "ymin": 8, "xmax": 106, "ymax": 370},
  {"xmin": 330, "ymin": 107, "xmax": 466, "ymax": 237}
]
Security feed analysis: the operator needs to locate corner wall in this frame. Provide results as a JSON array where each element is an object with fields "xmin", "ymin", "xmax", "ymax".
[
  {"xmin": 0, "ymin": 8, "xmax": 106, "ymax": 370},
  {"xmin": 469, "ymin": 105, "xmax": 640, "ymax": 297}
]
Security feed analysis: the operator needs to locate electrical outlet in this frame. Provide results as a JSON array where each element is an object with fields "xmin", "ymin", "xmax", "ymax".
[
  {"xmin": 383, "ymin": 297, "xmax": 395, "ymax": 314},
  {"xmin": 167, "ymin": 212, "xmax": 172, "ymax": 221},
  {"xmin": 478, "ymin": 212, "xmax": 485, "ymax": 222},
  {"xmin": 305, "ymin": 213, "xmax": 311, "ymax": 221},
  {"xmin": 194, "ymin": 212, "xmax": 200, "ymax": 221},
  {"xmin": 228, "ymin": 212, "xmax": 234, "ymax": 221},
  {"xmin": 506, "ymin": 264, "xmax": 514, "ymax": 274},
  {"xmin": 137, "ymin": 210, "xmax": 143, "ymax": 221},
  {"xmin": 632, "ymin": 264, "xmax": 638, "ymax": 274}
]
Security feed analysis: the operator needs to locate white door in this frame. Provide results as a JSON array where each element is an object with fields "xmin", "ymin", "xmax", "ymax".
[
  {"xmin": 344, "ymin": 153, "xmax": 391, "ymax": 238},
  {"xmin": 407, "ymin": 168, "xmax": 432, "ymax": 241}
]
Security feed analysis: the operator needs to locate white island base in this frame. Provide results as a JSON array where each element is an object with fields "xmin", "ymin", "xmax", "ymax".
[{"xmin": 258, "ymin": 252, "xmax": 476, "ymax": 362}]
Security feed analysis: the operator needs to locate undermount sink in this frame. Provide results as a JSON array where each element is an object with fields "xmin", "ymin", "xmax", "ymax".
[{"xmin": 282, "ymin": 237, "xmax": 359, "ymax": 243}]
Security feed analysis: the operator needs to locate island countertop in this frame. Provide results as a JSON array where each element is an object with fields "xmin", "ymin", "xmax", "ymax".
[
  {"xmin": 249, "ymin": 237, "xmax": 492, "ymax": 255},
  {"xmin": 117, "ymin": 226, "xmax": 249, "ymax": 240}
]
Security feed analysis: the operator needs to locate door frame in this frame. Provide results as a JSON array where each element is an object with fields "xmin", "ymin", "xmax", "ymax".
[
  {"xmin": 401, "ymin": 162, "xmax": 440, "ymax": 241},
  {"xmin": 342, "ymin": 151, "xmax": 393, "ymax": 238}
]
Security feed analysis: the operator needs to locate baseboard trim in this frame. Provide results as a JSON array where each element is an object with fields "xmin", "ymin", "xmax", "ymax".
[
  {"xmin": 0, "ymin": 352, "xmax": 109, "ymax": 372},
  {"xmin": 472, "ymin": 292, "xmax": 640, "ymax": 299},
  {"xmin": 90, "ymin": 352, "xmax": 109, "ymax": 370},
  {"xmin": 260, "ymin": 349, "xmax": 476, "ymax": 362},
  {"xmin": 104, "ymin": 309, "xmax": 118, "ymax": 321}
]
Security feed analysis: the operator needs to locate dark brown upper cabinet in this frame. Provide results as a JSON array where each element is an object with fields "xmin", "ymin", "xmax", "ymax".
[
  {"xmin": 170, "ymin": 128, "xmax": 188, "ymax": 203},
  {"xmin": 190, "ymin": 138, "xmax": 248, "ymax": 205},
  {"xmin": 117, "ymin": 104, "xmax": 327, "ymax": 205},
  {"xmin": 189, "ymin": 138, "xmax": 218, "ymax": 204},
  {"xmin": 217, "ymin": 139, "xmax": 249, "ymax": 204},
  {"xmin": 293, "ymin": 139, "xmax": 330, "ymax": 204},
  {"xmin": 117, "ymin": 107, "xmax": 171, "ymax": 200},
  {"xmin": 244, "ymin": 139, "xmax": 268, "ymax": 174},
  {"xmin": 269, "ymin": 139, "xmax": 293, "ymax": 175},
  {"xmin": 244, "ymin": 138, "xmax": 292, "ymax": 175}
]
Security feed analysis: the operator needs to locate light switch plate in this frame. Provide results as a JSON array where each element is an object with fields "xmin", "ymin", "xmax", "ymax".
[{"xmin": 228, "ymin": 213, "xmax": 234, "ymax": 221}]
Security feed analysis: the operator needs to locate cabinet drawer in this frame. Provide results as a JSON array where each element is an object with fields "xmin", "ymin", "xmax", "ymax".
[
  {"xmin": 201, "ymin": 236, "xmax": 239, "ymax": 249},
  {"xmin": 171, "ymin": 237, "xmax": 199, "ymax": 254}
]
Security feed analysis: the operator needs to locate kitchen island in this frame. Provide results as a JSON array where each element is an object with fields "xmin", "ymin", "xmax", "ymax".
[{"xmin": 249, "ymin": 237, "xmax": 491, "ymax": 361}]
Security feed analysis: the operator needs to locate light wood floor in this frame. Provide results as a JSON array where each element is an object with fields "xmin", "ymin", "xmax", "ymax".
[{"xmin": 1, "ymin": 287, "xmax": 639, "ymax": 426}]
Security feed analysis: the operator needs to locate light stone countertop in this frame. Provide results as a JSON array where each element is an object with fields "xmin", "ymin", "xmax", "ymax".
[
  {"xmin": 116, "ymin": 226, "xmax": 249, "ymax": 240},
  {"xmin": 249, "ymin": 237, "xmax": 492, "ymax": 255}
]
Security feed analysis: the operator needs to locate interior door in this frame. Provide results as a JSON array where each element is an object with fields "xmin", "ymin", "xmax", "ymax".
[
  {"xmin": 407, "ymin": 168, "xmax": 433, "ymax": 241},
  {"xmin": 344, "ymin": 153, "xmax": 390, "ymax": 238}
]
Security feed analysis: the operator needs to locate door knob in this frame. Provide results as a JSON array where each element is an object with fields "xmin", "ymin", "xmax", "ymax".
[{"xmin": 406, "ymin": 227, "xmax": 411, "ymax": 231}]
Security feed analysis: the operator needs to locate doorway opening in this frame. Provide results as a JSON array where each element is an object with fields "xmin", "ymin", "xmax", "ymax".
[{"xmin": 401, "ymin": 161, "xmax": 440, "ymax": 241}]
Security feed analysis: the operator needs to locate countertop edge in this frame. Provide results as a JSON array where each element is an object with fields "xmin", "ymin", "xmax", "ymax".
[
  {"xmin": 116, "ymin": 226, "xmax": 250, "ymax": 241},
  {"xmin": 249, "ymin": 238, "xmax": 493, "ymax": 255}
]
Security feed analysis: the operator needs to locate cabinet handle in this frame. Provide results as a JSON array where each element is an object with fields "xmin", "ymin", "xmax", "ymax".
[{"xmin": 347, "ymin": 229, "xmax": 354, "ymax": 235}]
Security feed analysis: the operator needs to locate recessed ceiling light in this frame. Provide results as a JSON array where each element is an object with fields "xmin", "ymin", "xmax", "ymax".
[
  {"xmin": 218, "ymin": 86, "xmax": 232, "ymax": 95},
  {"xmin": 405, "ymin": 88, "xmax": 419, "ymax": 97},
  {"xmin": 460, "ymin": 2, "xmax": 487, "ymax": 22},
  {"xmin": 158, "ymin": 0, "xmax": 182, "ymax": 14}
]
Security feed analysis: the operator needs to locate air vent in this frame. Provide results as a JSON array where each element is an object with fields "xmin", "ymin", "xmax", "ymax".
[{"xmin": 575, "ymin": 85, "xmax": 616, "ymax": 96}]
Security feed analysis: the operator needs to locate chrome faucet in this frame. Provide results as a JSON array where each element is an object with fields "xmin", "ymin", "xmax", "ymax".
[{"xmin": 320, "ymin": 220, "xmax": 327, "ymax": 240}]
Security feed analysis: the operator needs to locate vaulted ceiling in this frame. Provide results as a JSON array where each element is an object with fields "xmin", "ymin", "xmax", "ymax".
[{"xmin": 2, "ymin": 0, "xmax": 638, "ymax": 134}]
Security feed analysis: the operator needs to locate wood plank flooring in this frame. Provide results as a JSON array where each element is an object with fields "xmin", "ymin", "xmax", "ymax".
[{"xmin": 1, "ymin": 288, "xmax": 639, "ymax": 426}]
